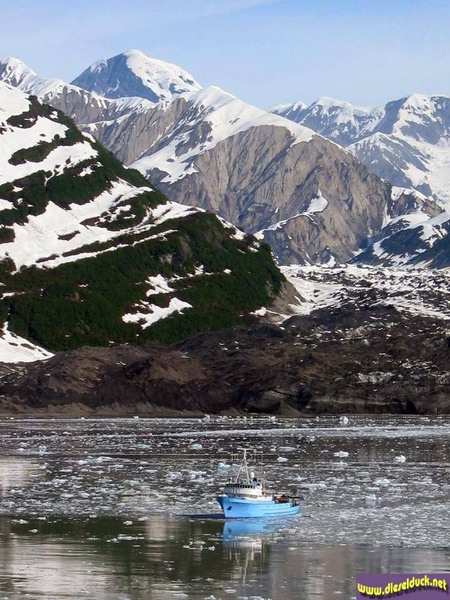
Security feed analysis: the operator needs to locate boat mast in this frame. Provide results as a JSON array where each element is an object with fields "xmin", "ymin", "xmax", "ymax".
[{"xmin": 235, "ymin": 448, "xmax": 250, "ymax": 483}]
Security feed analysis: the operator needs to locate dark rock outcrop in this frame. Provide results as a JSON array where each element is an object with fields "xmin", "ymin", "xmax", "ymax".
[{"xmin": 1, "ymin": 305, "xmax": 449, "ymax": 416}]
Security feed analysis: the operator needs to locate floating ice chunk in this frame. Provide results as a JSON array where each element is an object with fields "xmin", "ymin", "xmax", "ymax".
[
  {"xmin": 277, "ymin": 456, "xmax": 288, "ymax": 462},
  {"xmin": 365, "ymin": 494, "xmax": 377, "ymax": 505},
  {"xmin": 189, "ymin": 443, "xmax": 203, "ymax": 450},
  {"xmin": 123, "ymin": 520, "xmax": 133, "ymax": 526},
  {"xmin": 374, "ymin": 478, "xmax": 390, "ymax": 486},
  {"xmin": 216, "ymin": 462, "xmax": 231, "ymax": 470},
  {"xmin": 393, "ymin": 455, "xmax": 406, "ymax": 463},
  {"xmin": 279, "ymin": 446, "xmax": 296, "ymax": 452},
  {"xmin": 201, "ymin": 414, "xmax": 211, "ymax": 423},
  {"xmin": 339, "ymin": 416, "xmax": 349, "ymax": 425},
  {"xmin": 334, "ymin": 451, "xmax": 349, "ymax": 458}
]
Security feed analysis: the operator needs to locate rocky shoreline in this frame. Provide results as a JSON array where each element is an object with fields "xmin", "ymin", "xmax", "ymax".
[{"xmin": 1, "ymin": 304, "xmax": 449, "ymax": 417}]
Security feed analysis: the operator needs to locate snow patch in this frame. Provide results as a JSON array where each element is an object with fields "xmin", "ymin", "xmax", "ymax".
[
  {"xmin": 0, "ymin": 323, "xmax": 53, "ymax": 363},
  {"xmin": 122, "ymin": 297, "xmax": 192, "ymax": 328}
]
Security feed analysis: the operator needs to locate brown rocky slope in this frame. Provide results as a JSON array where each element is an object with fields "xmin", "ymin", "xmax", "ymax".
[{"xmin": 0, "ymin": 303, "xmax": 448, "ymax": 417}]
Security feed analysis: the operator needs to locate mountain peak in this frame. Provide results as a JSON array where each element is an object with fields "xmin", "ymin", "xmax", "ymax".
[
  {"xmin": 402, "ymin": 92, "xmax": 435, "ymax": 111},
  {"xmin": 123, "ymin": 49, "xmax": 147, "ymax": 59},
  {"xmin": 72, "ymin": 50, "xmax": 202, "ymax": 103},
  {"xmin": 315, "ymin": 95, "xmax": 345, "ymax": 107},
  {"xmin": 0, "ymin": 56, "xmax": 37, "ymax": 88},
  {"xmin": 313, "ymin": 96, "xmax": 376, "ymax": 113}
]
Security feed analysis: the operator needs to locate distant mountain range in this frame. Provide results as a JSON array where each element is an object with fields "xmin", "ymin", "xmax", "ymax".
[
  {"xmin": 2, "ymin": 51, "xmax": 448, "ymax": 268},
  {"xmin": 0, "ymin": 82, "xmax": 283, "ymax": 360},
  {"xmin": 272, "ymin": 94, "xmax": 450, "ymax": 206},
  {"xmin": 273, "ymin": 94, "xmax": 450, "ymax": 267}
]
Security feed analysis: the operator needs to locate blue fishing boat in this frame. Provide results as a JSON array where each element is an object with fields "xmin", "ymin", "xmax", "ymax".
[{"xmin": 216, "ymin": 449, "xmax": 300, "ymax": 519}]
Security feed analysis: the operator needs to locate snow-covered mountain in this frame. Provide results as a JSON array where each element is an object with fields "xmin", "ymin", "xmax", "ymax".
[
  {"xmin": 273, "ymin": 93, "xmax": 450, "ymax": 207},
  {"xmin": 71, "ymin": 49, "xmax": 202, "ymax": 103},
  {"xmin": 87, "ymin": 83, "xmax": 431, "ymax": 265},
  {"xmin": 273, "ymin": 93, "xmax": 450, "ymax": 267},
  {"xmin": 0, "ymin": 83, "xmax": 284, "ymax": 360},
  {"xmin": 1, "ymin": 53, "xmax": 447, "ymax": 267}
]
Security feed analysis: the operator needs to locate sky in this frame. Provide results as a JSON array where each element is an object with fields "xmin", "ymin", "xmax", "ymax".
[{"xmin": 1, "ymin": 0, "xmax": 450, "ymax": 109}]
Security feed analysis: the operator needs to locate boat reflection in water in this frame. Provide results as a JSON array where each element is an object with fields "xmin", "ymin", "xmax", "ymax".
[
  {"xmin": 222, "ymin": 517, "xmax": 281, "ymax": 543},
  {"xmin": 221, "ymin": 517, "xmax": 293, "ymax": 590}
]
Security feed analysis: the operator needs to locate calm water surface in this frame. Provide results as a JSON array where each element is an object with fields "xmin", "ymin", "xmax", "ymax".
[{"xmin": 0, "ymin": 415, "xmax": 449, "ymax": 599}]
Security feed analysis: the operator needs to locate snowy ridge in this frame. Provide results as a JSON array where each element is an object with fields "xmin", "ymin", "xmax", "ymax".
[
  {"xmin": 0, "ymin": 56, "xmax": 85, "ymax": 102},
  {"xmin": 273, "ymin": 95, "xmax": 384, "ymax": 146},
  {"xmin": 132, "ymin": 86, "xmax": 315, "ymax": 183},
  {"xmin": 0, "ymin": 57, "xmax": 155, "ymax": 128}
]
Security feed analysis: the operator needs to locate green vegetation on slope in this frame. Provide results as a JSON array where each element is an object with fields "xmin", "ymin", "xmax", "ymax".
[{"xmin": 1, "ymin": 213, "xmax": 283, "ymax": 350}]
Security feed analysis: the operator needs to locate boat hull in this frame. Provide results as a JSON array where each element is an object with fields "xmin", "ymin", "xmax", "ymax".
[{"xmin": 217, "ymin": 495, "xmax": 300, "ymax": 518}]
